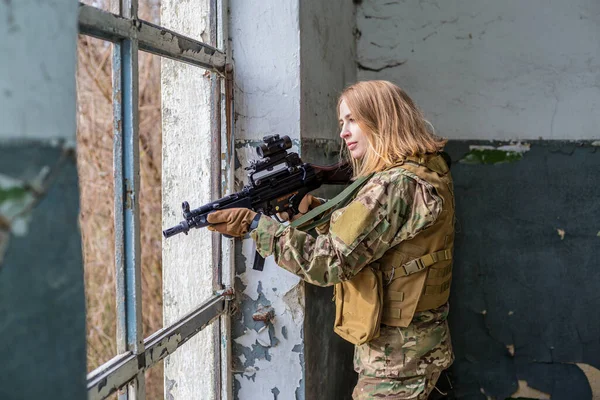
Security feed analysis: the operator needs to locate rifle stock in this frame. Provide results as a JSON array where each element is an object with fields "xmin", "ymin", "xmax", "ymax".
[{"xmin": 312, "ymin": 162, "xmax": 353, "ymax": 185}]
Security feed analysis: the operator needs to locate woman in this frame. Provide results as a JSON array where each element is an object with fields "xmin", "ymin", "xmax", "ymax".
[{"xmin": 208, "ymin": 80, "xmax": 455, "ymax": 399}]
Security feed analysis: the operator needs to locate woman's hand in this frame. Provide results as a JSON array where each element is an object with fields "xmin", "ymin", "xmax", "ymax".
[
  {"xmin": 278, "ymin": 194, "xmax": 322, "ymax": 222},
  {"xmin": 207, "ymin": 208, "xmax": 258, "ymax": 237}
]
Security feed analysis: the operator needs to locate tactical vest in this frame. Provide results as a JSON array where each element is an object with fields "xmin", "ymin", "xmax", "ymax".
[
  {"xmin": 298, "ymin": 153, "xmax": 455, "ymax": 344},
  {"xmin": 377, "ymin": 153, "xmax": 455, "ymax": 327}
]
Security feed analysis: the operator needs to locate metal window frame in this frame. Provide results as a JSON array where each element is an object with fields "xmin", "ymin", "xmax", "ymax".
[
  {"xmin": 78, "ymin": 4, "xmax": 226, "ymax": 72},
  {"xmin": 78, "ymin": 2, "xmax": 230, "ymax": 399}
]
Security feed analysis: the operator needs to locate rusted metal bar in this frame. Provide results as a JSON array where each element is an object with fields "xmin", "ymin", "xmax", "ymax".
[
  {"xmin": 225, "ymin": 64, "xmax": 234, "ymax": 178},
  {"xmin": 78, "ymin": 3, "xmax": 226, "ymax": 73},
  {"xmin": 87, "ymin": 293, "xmax": 229, "ymax": 400},
  {"xmin": 209, "ymin": 0, "xmax": 224, "ymax": 397},
  {"xmin": 113, "ymin": 38, "xmax": 126, "ymax": 357},
  {"xmin": 112, "ymin": 0, "xmax": 144, "ymax": 399},
  {"xmin": 144, "ymin": 291, "xmax": 230, "ymax": 367}
]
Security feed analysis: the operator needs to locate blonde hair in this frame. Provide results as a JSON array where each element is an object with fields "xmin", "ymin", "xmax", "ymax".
[{"xmin": 338, "ymin": 80, "xmax": 447, "ymax": 178}]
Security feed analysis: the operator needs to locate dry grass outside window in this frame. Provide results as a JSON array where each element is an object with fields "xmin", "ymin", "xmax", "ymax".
[{"xmin": 76, "ymin": 1, "xmax": 163, "ymax": 398}]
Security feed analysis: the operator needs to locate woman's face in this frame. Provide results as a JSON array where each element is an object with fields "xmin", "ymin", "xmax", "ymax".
[{"xmin": 339, "ymin": 99, "xmax": 368, "ymax": 159}]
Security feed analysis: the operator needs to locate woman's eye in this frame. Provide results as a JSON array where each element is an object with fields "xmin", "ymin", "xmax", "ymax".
[{"xmin": 349, "ymin": 118, "xmax": 355, "ymax": 123}]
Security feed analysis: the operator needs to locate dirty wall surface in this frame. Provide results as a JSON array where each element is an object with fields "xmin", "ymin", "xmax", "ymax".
[
  {"xmin": 0, "ymin": 144, "xmax": 85, "ymax": 400},
  {"xmin": 356, "ymin": 0, "xmax": 600, "ymax": 141},
  {"xmin": 0, "ymin": 1, "xmax": 84, "ymax": 398},
  {"xmin": 229, "ymin": 0, "xmax": 304, "ymax": 397},
  {"xmin": 228, "ymin": 0, "xmax": 357, "ymax": 397},
  {"xmin": 446, "ymin": 141, "xmax": 599, "ymax": 399},
  {"xmin": 355, "ymin": 0, "xmax": 600, "ymax": 397}
]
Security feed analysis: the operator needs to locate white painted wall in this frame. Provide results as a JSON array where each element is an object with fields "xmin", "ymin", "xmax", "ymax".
[
  {"xmin": 161, "ymin": 1, "xmax": 216, "ymax": 399},
  {"xmin": 229, "ymin": 1, "xmax": 305, "ymax": 398},
  {"xmin": 229, "ymin": 1, "xmax": 301, "ymax": 142},
  {"xmin": 0, "ymin": 0, "xmax": 77, "ymax": 140},
  {"xmin": 357, "ymin": 0, "xmax": 600, "ymax": 140}
]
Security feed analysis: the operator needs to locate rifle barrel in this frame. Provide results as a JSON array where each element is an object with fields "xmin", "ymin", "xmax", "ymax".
[{"xmin": 162, "ymin": 221, "xmax": 189, "ymax": 238}]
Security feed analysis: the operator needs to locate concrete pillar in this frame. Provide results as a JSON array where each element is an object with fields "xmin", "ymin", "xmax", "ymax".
[
  {"xmin": 0, "ymin": 1, "xmax": 85, "ymax": 399},
  {"xmin": 299, "ymin": 4, "xmax": 358, "ymax": 399},
  {"xmin": 228, "ymin": 1, "xmax": 303, "ymax": 398},
  {"xmin": 229, "ymin": 1, "xmax": 356, "ymax": 398},
  {"xmin": 161, "ymin": 0, "xmax": 217, "ymax": 398}
]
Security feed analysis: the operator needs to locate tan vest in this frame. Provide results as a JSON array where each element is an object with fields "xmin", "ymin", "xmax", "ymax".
[
  {"xmin": 378, "ymin": 154, "xmax": 455, "ymax": 327},
  {"xmin": 332, "ymin": 153, "xmax": 455, "ymax": 344}
]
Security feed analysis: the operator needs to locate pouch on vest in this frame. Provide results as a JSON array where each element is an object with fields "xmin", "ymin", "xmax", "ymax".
[{"xmin": 333, "ymin": 266, "xmax": 383, "ymax": 345}]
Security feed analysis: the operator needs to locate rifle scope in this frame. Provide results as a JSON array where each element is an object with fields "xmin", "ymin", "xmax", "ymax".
[{"xmin": 256, "ymin": 134, "xmax": 292, "ymax": 158}]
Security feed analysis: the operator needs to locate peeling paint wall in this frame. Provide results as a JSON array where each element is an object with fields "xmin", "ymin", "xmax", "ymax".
[
  {"xmin": 356, "ymin": 1, "xmax": 600, "ymax": 399},
  {"xmin": 229, "ymin": 139, "xmax": 305, "ymax": 400},
  {"xmin": 229, "ymin": 1, "xmax": 305, "ymax": 398},
  {"xmin": 161, "ymin": 0, "xmax": 216, "ymax": 398},
  {"xmin": 229, "ymin": 0, "xmax": 358, "ymax": 398},
  {"xmin": 0, "ymin": 143, "xmax": 85, "ymax": 400},
  {"xmin": 447, "ymin": 141, "xmax": 599, "ymax": 399},
  {"xmin": 0, "ymin": 1, "xmax": 85, "ymax": 399}
]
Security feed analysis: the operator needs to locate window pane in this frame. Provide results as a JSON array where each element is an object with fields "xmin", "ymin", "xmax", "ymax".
[
  {"xmin": 138, "ymin": 50, "xmax": 163, "ymax": 341},
  {"xmin": 139, "ymin": 0, "xmax": 161, "ymax": 24},
  {"xmin": 76, "ymin": 35, "xmax": 117, "ymax": 372},
  {"xmin": 79, "ymin": 0, "xmax": 117, "ymax": 14},
  {"xmin": 78, "ymin": 34, "xmax": 164, "ymax": 398},
  {"xmin": 79, "ymin": 0, "xmax": 160, "ymax": 22},
  {"xmin": 146, "ymin": 359, "xmax": 164, "ymax": 400}
]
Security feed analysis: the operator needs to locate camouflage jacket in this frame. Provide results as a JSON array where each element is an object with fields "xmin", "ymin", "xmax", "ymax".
[{"xmin": 250, "ymin": 166, "xmax": 443, "ymax": 286}]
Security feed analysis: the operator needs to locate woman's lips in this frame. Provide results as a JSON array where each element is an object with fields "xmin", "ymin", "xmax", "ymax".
[{"xmin": 347, "ymin": 142, "xmax": 357, "ymax": 150}]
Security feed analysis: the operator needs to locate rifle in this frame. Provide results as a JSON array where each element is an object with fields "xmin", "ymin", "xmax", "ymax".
[{"xmin": 162, "ymin": 135, "xmax": 351, "ymax": 268}]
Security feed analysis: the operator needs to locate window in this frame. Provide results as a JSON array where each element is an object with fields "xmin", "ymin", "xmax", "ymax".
[{"xmin": 78, "ymin": 1, "xmax": 231, "ymax": 398}]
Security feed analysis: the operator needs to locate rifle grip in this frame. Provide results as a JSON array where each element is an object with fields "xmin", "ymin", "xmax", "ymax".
[{"xmin": 252, "ymin": 251, "xmax": 265, "ymax": 271}]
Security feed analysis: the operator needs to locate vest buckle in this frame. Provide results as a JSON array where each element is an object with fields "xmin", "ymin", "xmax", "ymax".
[{"xmin": 402, "ymin": 258, "xmax": 426, "ymax": 276}]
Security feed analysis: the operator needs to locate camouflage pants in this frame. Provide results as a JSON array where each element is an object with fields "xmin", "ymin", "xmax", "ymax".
[
  {"xmin": 352, "ymin": 370, "xmax": 442, "ymax": 399},
  {"xmin": 352, "ymin": 305, "xmax": 453, "ymax": 399}
]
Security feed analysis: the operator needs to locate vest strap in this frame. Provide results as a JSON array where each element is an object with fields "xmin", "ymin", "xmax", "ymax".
[
  {"xmin": 400, "ymin": 249, "xmax": 452, "ymax": 276},
  {"xmin": 404, "ymin": 154, "xmax": 449, "ymax": 175},
  {"xmin": 428, "ymin": 264, "xmax": 453, "ymax": 278},
  {"xmin": 291, "ymin": 173, "xmax": 374, "ymax": 232},
  {"xmin": 384, "ymin": 290, "xmax": 404, "ymax": 303},
  {"xmin": 424, "ymin": 277, "xmax": 452, "ymax": 295},
  {"xmin": 383, "ymin": 308, "xmax": 401, "ymax": 320},
  {"xmin": 404, "ymin": 155, "xmax": 427, "ymax": 164}
]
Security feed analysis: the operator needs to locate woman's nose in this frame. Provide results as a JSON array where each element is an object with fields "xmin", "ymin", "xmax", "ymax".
[{"xmin": 340, "ymin": 126, "xmax": 351, "ymax": 139}]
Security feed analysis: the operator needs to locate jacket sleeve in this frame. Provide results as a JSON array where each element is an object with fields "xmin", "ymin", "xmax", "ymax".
[{"xmin": 250, "ymin": 171, "xmax": 442, "ymax": 287}]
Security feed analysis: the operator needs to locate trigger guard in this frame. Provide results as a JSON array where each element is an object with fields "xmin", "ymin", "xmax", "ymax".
[{"xmin": 287, "ymin": 193, "xmax": 302, "ymax": 215}]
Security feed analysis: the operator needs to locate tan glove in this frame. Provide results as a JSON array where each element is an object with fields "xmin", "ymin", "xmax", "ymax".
[
  {"xmin": 278, "ymin": 194, "xmax": 323, "ymax": 222},
  {"xmin": 207, "ymin": 208, "xmax": 258, "ymax": 237}
]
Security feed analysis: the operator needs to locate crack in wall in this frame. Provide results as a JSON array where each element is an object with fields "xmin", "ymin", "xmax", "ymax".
[{"xmin": 357, "ymin": 60, "xmax": 407, "ymax": 72}]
